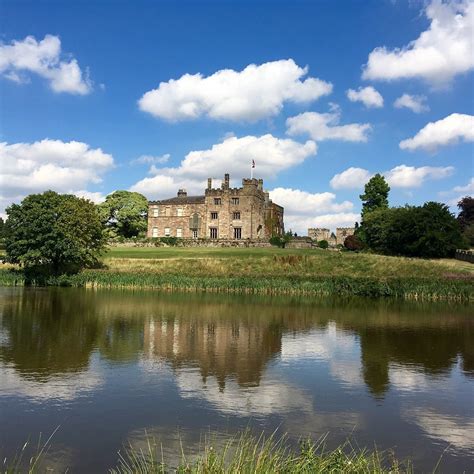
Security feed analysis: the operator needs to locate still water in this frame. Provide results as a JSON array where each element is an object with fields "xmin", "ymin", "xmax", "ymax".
[{"xmin": 0, "ymin": 287, "xmax": 473, "ymax": 472}]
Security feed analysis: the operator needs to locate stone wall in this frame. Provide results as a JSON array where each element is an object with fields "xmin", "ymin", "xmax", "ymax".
[
  {"xmin": 455, "ymin": 249, "xmax": 474, "ymax": 263},
  {"xmin": 308, "ymin": 228, "xmax": 330, "ymax": 241},
  {"xmin": 336, "ymin": 227, "xmax": 355, "ymax": 245}
]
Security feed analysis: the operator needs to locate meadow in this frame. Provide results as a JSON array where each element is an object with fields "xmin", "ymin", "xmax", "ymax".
[{"xmin": 1, "ymin": 246, "xmax": 472, "ymax": 301}]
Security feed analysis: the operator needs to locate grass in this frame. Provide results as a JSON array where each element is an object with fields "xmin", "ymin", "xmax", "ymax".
[
  {"xmin": 1, "ymin": 247, "xmax": 472, "ymax": 301},
  {"xmin": 4, "ymin": 431, "xmax": 413, "ymax": 473}
]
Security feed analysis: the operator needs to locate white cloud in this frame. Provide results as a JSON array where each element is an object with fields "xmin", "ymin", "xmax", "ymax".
[
  {"xmin": 138, "ymin": 59, "xmax": 332, "ymax": 122},
  {"xmin": 330, "ymin": 167, "xmax": 373, "ymax": 190},
  {"xmin": 330, "ymin": 164, "xmax": 454, "ymax": 190},
  {"xmin": 269, "ymin": 187, "xmax": 353, "ymax": 215},
  {"xmin": 286, "ymin": 111, "xmax": 371, "ymax": 142},
  {"xmin": 285, "ymin": 213, "xmax": 361, "ymax": 234},
  {"xmin": 0, "ymin": 35, "xmax": 92, "ymax": 94},
  {"xmin": 130, "ymin": 134, "xmax": 317, "ymax": 199},
  {"xmin": 0, "ymin": 139, "xmax": 114, "ymax": 213},
  {"xmin": 346, "ymin": 86, "xmax": 384, "ymax": 108},
  {"xmin": 399, "ymin": 113, "xmax": 474, "ymax": 151},
  {"xmin": 394, "ymin": 93, "xmax": 429, "ymax": 113},
  {"xmin": 74, "ymin": 190, "xmax": 107, "ymax": 204},
  {"xmin": 386, "ymin": 164, "xmax": 454, "ymax": 187},
  {"xmin": 362, "ymin": 0, "xmax": 474, "ymax": 85},
  {"xmin": 453, "ymin": 178, "xmax": 474, "ymax": 194},
  {"xmin": 131, "ymin": 153, "xmax": 171, "ymax": 165}
]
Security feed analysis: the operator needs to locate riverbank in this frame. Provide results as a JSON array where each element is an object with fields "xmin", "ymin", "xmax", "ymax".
[
  {"xmin": 1, "ymin": 247, "xmax": 472, "ymax": 300},
  {"xmin": 6, "ymin": 432, "xmax": 412, "ymax": 473}
]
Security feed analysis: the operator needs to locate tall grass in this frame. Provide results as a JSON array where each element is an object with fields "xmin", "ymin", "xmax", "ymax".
[{"xmin": 112, "ymin": 431, "xmax": 412, "ymax": 474}]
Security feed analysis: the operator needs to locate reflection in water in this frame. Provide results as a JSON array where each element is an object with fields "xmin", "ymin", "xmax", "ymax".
[{"xmin": 0, "ymin": 288, "xmax": 473, "ymax": 471}]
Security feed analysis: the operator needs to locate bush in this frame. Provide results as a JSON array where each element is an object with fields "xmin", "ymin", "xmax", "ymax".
[
  {"xmin": 318, "ymin": 240, "xmax": 329, "ymax": 249},
  {"xmin": 344, "ymin": 234, "xmax": 364, "ymax": 251},
  {"xmin": 160, "ymin": 236, "xmax": 178, "ymax": 246}
]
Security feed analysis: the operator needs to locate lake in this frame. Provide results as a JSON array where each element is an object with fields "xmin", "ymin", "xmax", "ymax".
[{"xmin": 0, "ymin": 287, "xmax": 473, "ymax": 472}]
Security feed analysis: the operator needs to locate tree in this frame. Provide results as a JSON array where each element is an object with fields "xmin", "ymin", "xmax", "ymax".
[
  {"xmin": 457, "ymin": 196, "xmax": 474, "ymax": 230},
  {"xmin": 344, "ymin": 234, "xmax": 364, "ymax": 251},
  {"xmin": 99, "ymin": 190, "xmax": 148, "ymax": 239},
  {"xmin": 361, "ymin": 202, "xmax": 465, "ymax": 258},
  {"xmin": 5, "ymin": 191, "xmax": 106, "ymax": 277},
  {"xmin": 360, "ymin": 174, "xmax": 390, "ymax": 219},
  {"xmin": 0, "ymin": 217, "xmax": 5, "ymax": 240}
]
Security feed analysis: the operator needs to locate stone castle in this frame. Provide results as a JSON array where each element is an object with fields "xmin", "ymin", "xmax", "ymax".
[
  {"xmin": 308, "ymin": 227, "xmax": 355, "ymax": 246},
  {"xmin": 147, "ymin": 174, "xmax": 284, "ymax": 240}
]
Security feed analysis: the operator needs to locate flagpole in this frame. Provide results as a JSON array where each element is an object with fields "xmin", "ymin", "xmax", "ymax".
[{"xmin": 251, "ymin": 159, "xmax": 253, "ymax": 179}]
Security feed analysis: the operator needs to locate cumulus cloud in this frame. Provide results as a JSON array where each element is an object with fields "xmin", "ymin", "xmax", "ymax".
[
  {"xmin": 394, "ymin": 93, "xmax": 429, "ymax": 113},
  {"xmin": 399, "ymin": 113, "xmax": 474, "ymax": 151},
  {"xmin": 130, "ymin": 134, "xmax": 317, "ymax": 199},
  {"xmin": 0, "ymin": 139, "xmax": 114, "ymax": 213},
  {"xmin": 386, "ymin": 164, "xmax": 454, "ymax": 187},
  {"xmin": 453, "ymin": 178, "xmax": 474, "ymax": 194},
  {"xmin": 330, "ymin": 167, "xmax": 373, "ymax": 190},
  {"xmin": 286, "ymin": 111, "xmax": 371, "ymax": 142},
  {"xmin": 138, "ymin": 59, "xmax": 332, "ymax": 122},
  {"xmin": 74, "ymin": 190, "xmax": 107, "ymax": 204},
  {"xmin": 330, "ymin": 165, "xmax": 453, "ymax": 190},
  {"xmin": 131, "ymin": 153, "xmax": 171, "ymax": 165},
  {"xmin": 346, "ymin": 86, "xmax": 384, "ymax": 108},
  {"xmin": 362, "ymin": 0, "xmax": 474, "ymax": 85},
  {"xmin": 0, "ymin": 35, "xmax": 92, "ymax": 94},
  {"xmin": 440, "ymin": 178, "xmax": 474, "ymax": 206}
]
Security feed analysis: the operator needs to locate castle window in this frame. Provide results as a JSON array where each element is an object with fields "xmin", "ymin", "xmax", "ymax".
[
  {"xmin": 233, "ymin": 227, "xmax": 242, "ymax": 239},
  {"xmin": 214, "ymin": 198, "xmax": 221, "ymax": 205},
  {"xmin": 177, "ymin": 208, "xmax": 183, "ymax": 217},
  {"xmin": 164, "ymin": 227, "xmax": 170, "ymax": 236},
  {"xmin": 209, "ymin": 227, "xmax": 218, "ymax": 239},
  {"xmin": 231, "ymin": 198, "xmax": 239, "ymax": 205},
  {"xmin": 211, "ymin": 212, "xmax": 218, "ymax": 220},
  {"xmin": 152, "ymin": 227, "xmax": 158, "ymax": 238},
  {"xmin": 152, "ymin": 208, "xmax": 159, "ymax": 217},
  {"xmin": 176, "ymin": 228, "xmax": 183, "ymax": 238},
  {"xmin": 192, "ymin": 230, "xmax": 198, "ymax": 239},
  {"xmin": 233, "ymin": 211, "xmax": 241, "ymax": 220}
]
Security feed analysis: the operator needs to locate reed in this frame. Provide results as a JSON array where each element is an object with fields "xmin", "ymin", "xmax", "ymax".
[{"xmin": 112, "ymin": 431, "xmax": 412, "ymax": 474}]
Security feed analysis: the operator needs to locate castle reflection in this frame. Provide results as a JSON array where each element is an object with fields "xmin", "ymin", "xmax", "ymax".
[{"xmin": 0, "ymin": 287, "xmax": 472, "ymax": 398}]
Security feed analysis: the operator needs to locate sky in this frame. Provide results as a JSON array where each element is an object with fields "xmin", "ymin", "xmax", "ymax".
[{"xmin": 0, "ymin": 0, "xmax": 473, "ymax": 232}]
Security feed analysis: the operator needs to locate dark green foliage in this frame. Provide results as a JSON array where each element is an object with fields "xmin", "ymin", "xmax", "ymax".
[
  {"xmin": 362, "ymin": 202, "xmax": 465, "ymax": 258},
  {"xmin": 457, "ymin": 196, "xmax": 473, "ymax": 230},
  {"xmin": 318, "ymin": 240, "xmax": 329, "ymax": 249},
  {"xmin": 463, "ymin": 223, "xmax": 474, "ymax": 246},
  {"xmin": 360, "ymin": 174, "xmax": 390, "ymax": 219},
  {"xmin": 0, "ymin": 216, "xmax": 5, "ymax": 239},
  {"xmin": 344, "ymin": 234, "xmax": 364, "ymax": 251},
  {"xmin": 5, "ymin": 191, "xmax": 106, "ymax": 279},
  {"xmin": 270, "ymin": 231, "xmax": 292, "ymax": 248},
  {"xmin": 99, "ymin": 190, "xmax": 148, "ymax": 239},
  {"xmin": 160, "ymin": 236, "xmax": 178, "ymax": 246}
]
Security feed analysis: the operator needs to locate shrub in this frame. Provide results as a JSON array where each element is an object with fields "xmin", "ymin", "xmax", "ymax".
[
  {"xmin": 160, "ymin": 236, "xmax": 178, "ymax": 246},
  {"xmin": 318, "ymin": 240, "xmax": 329, "ymax": 249},
  {"xmin": 344, "ymin": 234, "xmax": 364, "ymax": 251}
]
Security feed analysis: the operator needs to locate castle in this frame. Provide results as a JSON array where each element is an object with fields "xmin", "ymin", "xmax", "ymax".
[
  {"xmin": 308, "ymin": 227, "xmax": 355, "ymax": 246},
  {"xmin": 147, "ymin": 174, "xmax": 284, "ymax": 240}
]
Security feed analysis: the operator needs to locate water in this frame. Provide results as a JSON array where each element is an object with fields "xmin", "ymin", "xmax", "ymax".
[{"xmin": 0, "ymin": 287, "xmax": 473, "ymax": 472}]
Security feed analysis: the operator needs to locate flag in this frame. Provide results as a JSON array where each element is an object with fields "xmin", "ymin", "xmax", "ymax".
[{"xmin": 252, "ymin": 159, "xmax": 255, "ymax": 168}]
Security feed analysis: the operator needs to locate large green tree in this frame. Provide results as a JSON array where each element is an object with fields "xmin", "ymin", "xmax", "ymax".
[
  {"xmin": 5, "ymin": 191, "xmax": 106, "ymax": 276},
  {"xmin": 359, "ymin": 174, "xmax": 390, "ymax": 219},
  {"xmin": 362, "ymin": 202, "xmax": 464, "ymax": 258},
  {"xmin": 457, "ymin": 196, "xmax": 474, "ymax": 246},
  {"xmin": 99, "ymin": 190, "xmax": 148, "ymax": 238}
]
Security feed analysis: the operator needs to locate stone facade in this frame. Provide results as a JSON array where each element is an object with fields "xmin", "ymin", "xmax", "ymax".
[
  {"xmin": 147, "ymin": 174, "xmax": 284, "ymax": 240},
  {"xmin": 308, "ymin": 226, "xmax": 355, "ymax": 246}
]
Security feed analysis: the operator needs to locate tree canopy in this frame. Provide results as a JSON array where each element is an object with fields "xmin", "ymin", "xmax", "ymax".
[
  {"xmin": 360, "ymin": 174, "xmax": 390, "ymax": 219},
  {"xmin": 362, "ymin": 202, "xmax": 464, "ymax": 258},
  {"xmin": 5, "ymin": 191, "xmax": 106, "ymax": 277},
  {"xmin": 99, "ymin": 190, "xmax": 148, "ymax": 238}
]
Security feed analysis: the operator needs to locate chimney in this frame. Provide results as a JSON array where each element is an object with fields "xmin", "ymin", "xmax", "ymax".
[
  {"xmin": 223, "ymin": 173, "xmax": 230, "ymax": 189},
  {"xmin": 177, "ymin": 189, "xmax": 187, "ymax": 197},
  {"xmin": 207, "ymin": 178, "xmax": 212, "ymax": 190}
]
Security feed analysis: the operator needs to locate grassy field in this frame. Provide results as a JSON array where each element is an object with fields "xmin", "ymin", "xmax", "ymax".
[{"xmin": 1, "ymin": 246, "xmax": 472, "ymax": 300}]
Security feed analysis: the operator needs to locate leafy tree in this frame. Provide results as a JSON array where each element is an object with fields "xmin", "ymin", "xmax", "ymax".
[
  {"xmin": 5, "ymin": 191, "xmax": 106, "ymax": 278},
  {"xmin": 99, "ymin": 190, "xmax": 148, "ymax": 239},
  {"xmin": 0, "ymin": 217, "xmax": 5, "ymax": 239},
  {"xmin": 360, "ymin": 174, "xmax": 390, "ymax": 219},
  {"xmin": 344, "ymin": 234, "xmax": 364, "ymax": 251},
  {"xmin": 318, "ymin": 240, "xmax": 329, "ymax": 249},
  {"xmin": 362, "ymin": 202, "xmax": 464, "ymax": 258},
  {"xmin": 457, "ymin": 196, "xmax": 474, "ymax": 230}
]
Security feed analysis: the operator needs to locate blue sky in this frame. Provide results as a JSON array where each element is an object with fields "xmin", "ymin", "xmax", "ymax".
[{"xmin": 1, "ymin": 0, "xmax": 473, "ymax": 232}]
